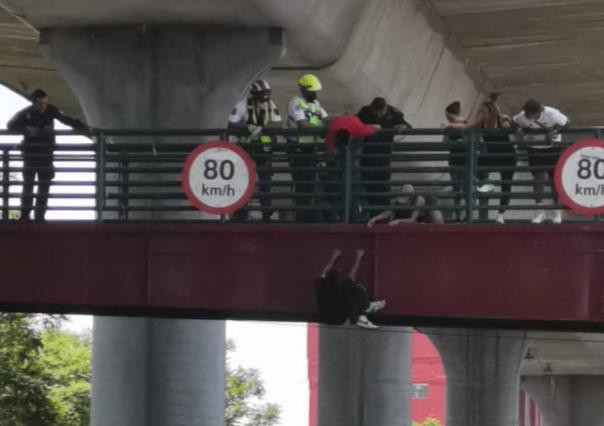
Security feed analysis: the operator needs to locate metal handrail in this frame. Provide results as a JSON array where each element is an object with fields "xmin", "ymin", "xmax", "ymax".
[{"xmin": 0, "ymin": 127, "xmax": 600, "ymax": 224}]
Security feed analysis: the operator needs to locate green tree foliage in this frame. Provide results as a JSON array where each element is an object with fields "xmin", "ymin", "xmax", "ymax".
[
  {"xmin": 0, "ymin": 317, "xmax": 280, "ymax": 426},
  {"xmin": 0, "ymin": 313, "xmax": 58, "ymax": 426},
  {"xmin": 413, "ymin": 416, "xmax": 442, "ymax": 426},
  {"xmin": 0, "ymin": 314, "xmax": 91, "ymax": 426},
  {"xmin": 225, "ymin": 340, "xmax": 281, "ymax": 426},
  {"xmin": 40, "ymin": 329, "xmax": 91, "ymax": 426}
]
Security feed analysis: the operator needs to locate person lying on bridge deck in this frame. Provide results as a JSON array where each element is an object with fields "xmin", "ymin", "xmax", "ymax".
[
  {"xmin": 367, "ymin": 184, "xmax": 444, "ymax": 227},
  {"xmin": 315, "ymin": 249, "xmax": 385, "ymax": 329}
]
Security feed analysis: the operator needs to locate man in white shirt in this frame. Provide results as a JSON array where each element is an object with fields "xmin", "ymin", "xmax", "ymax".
[
  {"xmin": 287, "ymin": 74, "xmax": 328, "ymax": 222},
  {"xmin": 228, "ymin": 79, "xmax": 282, "ymax": 222},
  {"xmin": 512, "ymin": 99, "xmax": 569, "ymax": 224}
]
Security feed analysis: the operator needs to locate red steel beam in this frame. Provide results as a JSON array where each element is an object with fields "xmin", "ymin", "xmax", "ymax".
[{"xmin": 0, "ymin": 223, "xmax": 602, "ymax": 328}]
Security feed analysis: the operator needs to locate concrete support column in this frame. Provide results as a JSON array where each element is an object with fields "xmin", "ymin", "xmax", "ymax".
[
  {"xmin": 424, "ymin": 328, "xmax": 528, "ymax": 426},
  {"xmin": 522, "ymin": 375, "xmax": 604, "ymax": 426},
  {"xmin": 39, "ymin": 26, "xmax": 284, "ymax": 426},
  {"xmin": 318, "ymin": 326, "xmax": 411, "ymax": 426}
]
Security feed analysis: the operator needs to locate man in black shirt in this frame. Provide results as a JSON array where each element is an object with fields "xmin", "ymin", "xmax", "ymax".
[
  {"xmin": 357, "ymin": 97, "xmax": 411, "ymax": 211},
  {"xmin": 7, "ymin": 89, "xmax": 89, "ymax": 221},
  {"xmin": 314, "ymin": 249, "xmax": 386, "ymax": 328}
]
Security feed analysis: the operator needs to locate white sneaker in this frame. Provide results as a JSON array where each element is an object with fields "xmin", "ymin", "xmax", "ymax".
[
  {"xmin": 356, "ymin": 315, "xmax": 378, "ymax": 329},
  {"xmin": 551, "ymin": 210, "xmax": 563, "ymax": 224},
  {"xmin": 366, "ymin": 300, "xmax": 386, "ymax": 313},
  {"xmin": 495, "ymin": 213, "xmax": 505, "ymax": 224},
  {"xmin": 477, "ymin": 184, "xmax": 495, "ymax": 193},
  {"xmin": 531, "ymin": 210, "xmax": 546, "ymax": 224}
]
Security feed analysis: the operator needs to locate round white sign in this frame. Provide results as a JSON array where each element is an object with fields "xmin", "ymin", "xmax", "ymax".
[
  {"xmin": 555, "ymin": 140, "xmax": 604, "ymax": 215},
  {"xmin": 182, "ymin": 141, "xmax": 256, "ymax": 214}
]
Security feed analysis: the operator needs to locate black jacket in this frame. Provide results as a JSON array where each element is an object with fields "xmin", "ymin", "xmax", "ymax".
[
  {"xmin": 7, "ymin": 105, "xmax": 86, "ymax": 153},
  {"xmin": 357, "ymin": 105, "xmax": 410, "ymax": 157}
]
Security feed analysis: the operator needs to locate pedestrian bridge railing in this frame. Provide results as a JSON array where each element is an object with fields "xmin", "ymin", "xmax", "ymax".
[{"xmin": 0, "ymin": 127, "xmax": 601, "ymax": 224}]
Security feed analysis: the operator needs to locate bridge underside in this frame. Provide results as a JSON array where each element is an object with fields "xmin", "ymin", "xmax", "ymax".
[{"xmin": 2, "ymin": 223, "xmax": 603, "ymax": 330}]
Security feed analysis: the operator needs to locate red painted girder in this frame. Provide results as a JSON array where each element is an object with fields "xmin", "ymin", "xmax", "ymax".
[{"xmin": 0, "ymin": 223, "xmax": 602, "ymax": 326}]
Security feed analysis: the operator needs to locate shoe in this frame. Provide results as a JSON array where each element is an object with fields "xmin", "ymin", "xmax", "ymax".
[
  {"xmin": 477, "ymin": 184, "xmax": 495, "ymax": 193},
  {"xmin": 495, "ymin": 213, "xmax": 505, "ymax": 224},
  {"xmin": 366, "ymin": 300, "xmax": 386, "ymax": 313},
  {"xmin": 531, "ymin": 210, "xmax": 546, "ymax": 224},
  {"xmin": 356, "ymin": 315, "xmax": 378, "ymax": 329},
  {"xmin": 551, "ymin": 210, "xmax": 563, "ymax": 224}
]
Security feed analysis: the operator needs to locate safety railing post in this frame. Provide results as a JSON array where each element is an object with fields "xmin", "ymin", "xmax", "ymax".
[
  {"xmin": 95, "ymin": 132, "xmax": 105, "ymax": 223},
  {"xmin": 465, "ymin": 130, "xmax": 477, "ymax": 224},
  {"xmin": 595, "ymin": 128, "xmax": 603, "ymax": 222},
  {"xmin": 118, "ymin": 149, "xmax": 129, "ymax": 221},
  {"xmin": 343, "ymin": 140, "xmax": 353, "ymax": 224},
  {"xmin": 476, "ymin": 129, "xmax": 489, "ymax": 222},
  {"xmin": 220, "ymin": 130, "xmax": 229, "ymax": 223},
  {"xmin": 1, "ymin": 147, "xmax": 9, "ymax": 222}
]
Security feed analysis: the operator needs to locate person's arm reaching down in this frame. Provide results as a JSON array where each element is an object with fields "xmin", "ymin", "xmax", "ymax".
[
  {"xmin": 367, "ymin": 210, "xmax": 394, "ymax": 228},
  {"xmin": 389, "ymin": 196, "xmax": 425, "ymax": 225},
  {"xmin": 321, "ymin": 249, "xmax": 342, "ymax": 278},
  {"xmin": 348, "ymin": 249, "xmax": 365, "ymax": 281}
]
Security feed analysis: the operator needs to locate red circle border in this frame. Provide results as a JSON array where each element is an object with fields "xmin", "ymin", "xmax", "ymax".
[
  {"xmin": 181, "ymin": 140, "xmax": 257, "ymax": 215},
  {"xmin": 554, "ymin": 139, "xmax": 604, "ymax": 216}
]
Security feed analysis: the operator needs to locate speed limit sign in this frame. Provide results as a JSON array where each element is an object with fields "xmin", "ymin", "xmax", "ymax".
[
  {"xmin": 182, "ymin": 141, "xmax": 256, "ymax": 214},
  {"xmin": 555, "ymin": 140, "xmax": 604, "ymax": 216}
]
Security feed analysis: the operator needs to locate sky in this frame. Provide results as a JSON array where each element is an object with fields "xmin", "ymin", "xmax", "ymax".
[{"xmin": 0, "ymin": 85, "xmax": 309, "ymax": 426}]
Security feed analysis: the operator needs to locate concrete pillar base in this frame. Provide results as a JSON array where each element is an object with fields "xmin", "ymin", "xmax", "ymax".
[
  {"xmin": 318, "ymin": 326, "xmax": 411, "ymax": 426},
  {"xmin": 424, "ymin": 328, "xmax": 528, "ymax": 426}
]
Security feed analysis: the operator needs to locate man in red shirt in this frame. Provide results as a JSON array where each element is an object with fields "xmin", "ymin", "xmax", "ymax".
[
  {"xmin": 325, "ymin": 115, "xmax": 377, "ymax": 152},
  {"xmin": 321, "ymin": 115, "xmax": 378, "ymax": 222}
]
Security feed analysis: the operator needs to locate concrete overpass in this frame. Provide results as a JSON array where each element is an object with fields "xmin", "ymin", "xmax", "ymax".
[
  {"xmin": 0, "ymin": 1, "xmax": 602, "ymax": 124},
  {"xmin": 0, "ymin": 1, "xmax": 603, "ymax": 425}
]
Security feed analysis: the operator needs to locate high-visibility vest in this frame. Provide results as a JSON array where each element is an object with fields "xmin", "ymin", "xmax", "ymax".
[
  {"xmin": 290, "ymin": 97, "xmax": 324, "ymax": 144},
  {"xmin": 242, "ymin": 99, "xmax": 278, "ymax": 145}
]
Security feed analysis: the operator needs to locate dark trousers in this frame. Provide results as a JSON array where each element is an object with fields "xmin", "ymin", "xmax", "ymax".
[
  {"xmin": 527, "ymin": 146, "xmax": 562, "ymax": 205},
  {"xmin": 320, "ymin": 149, "xmax": 348, "ymax": 223},
  {"xmin": 362, "ymin": 163, "xmax": 391, "ymax": 209},
  {"xmin": 449, "ymin": 145, "xmax": 467, "ymax": 221},
  {"xmin": 344, "ymin": 279, "xmax": 370, "ymax": 323},
  {"xmin": 477, "ymin": 143, "xmax": 517, "ymax": 214},
  {"xmin": 21, "ymin": 154, "xmax": 54, "ymax": 221},
  {"xmin": 360, "ymin": 145, "xmax": 392, "ymax": 215},
  {"xmin": 233, "ymin": 152, "xmax": 272, "ymax": 222},
  {"xmin": 288, "ymin": 144, "xmax": 319, "ymax": 223}
]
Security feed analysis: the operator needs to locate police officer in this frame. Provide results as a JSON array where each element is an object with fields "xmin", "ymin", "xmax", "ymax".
[
  {"xmin": 287, "ymin": 74, "xmax": 328, "ymax": 223},
  {"xmin": 7, "ymin": 89, "xmax": 90, "ymax": 222},
  {"xmin": 228, "ymin": 79, "xmax": 282, "ymax": 222}
]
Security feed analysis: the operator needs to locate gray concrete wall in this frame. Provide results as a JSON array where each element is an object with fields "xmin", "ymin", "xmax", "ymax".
[
  {"xmin": 425, "ymin": 328, "xmax": 528, "ymax": 426},
  {"xmin": 523, "ymin": 375, "xmax": 604, "ymax": 426},
  {"xmin": 267, "ymin": 0, "xmax": 486, "ymax": 125},
  {"xmin": 5, "ymin": 0, "xmax": 487, "ymax": 124}
]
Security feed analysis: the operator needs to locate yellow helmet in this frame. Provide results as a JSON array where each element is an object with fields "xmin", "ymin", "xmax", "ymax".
[{"xmin": 298, "ymin": 74, "xmax": 322, "ymax": 92}]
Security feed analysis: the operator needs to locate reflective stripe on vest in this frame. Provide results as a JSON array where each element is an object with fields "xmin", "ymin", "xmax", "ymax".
[
  {"xmin": 293, "ymin": 97, "xmax": 323, "ymax": 144},
  {"xmin": 242, "ymin": 99, "xmax": 277, "ymax": 145}
]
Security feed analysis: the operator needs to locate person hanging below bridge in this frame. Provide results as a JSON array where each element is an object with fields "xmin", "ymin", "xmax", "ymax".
[
  {"xmin": 8, "ymin": 89, "xmax": 90, "ymax": 222},
  {"xmin": 315, "ymin": 249, "xmax": 386, "ymax": 329}
]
